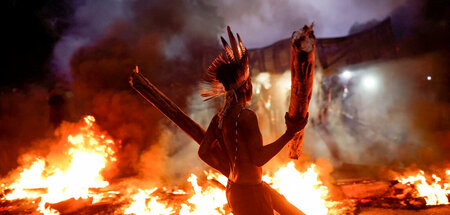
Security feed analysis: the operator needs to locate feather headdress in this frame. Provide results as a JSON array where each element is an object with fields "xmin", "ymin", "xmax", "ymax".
[{"xmin": 200, "ymin": 26, "xmax": 249, "ymax": 101}]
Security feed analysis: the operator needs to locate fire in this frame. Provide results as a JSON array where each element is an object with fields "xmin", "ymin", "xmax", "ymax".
[
  {"xmin": 2, "ymin": 117, "xmax": 336, "ymax": 215},
  {"xmin": 263, "ymin": 162, "xmax": 330, "ymax": 215},
  {"xmin": 179, "ymin": 174, "xmax": 228, "ymax": 215},
  {"xmin": 2, "ymin": 115, "xmax": 117, "ymax": 214},
  {"xmin": 205, "ymin": 169, "xmax": 228, "ymax": 186},
  {"xmin": 122, "ymin": 162, "xmax": 332, "ymax": 215},
  {"xmin": 397, "ymin": 170, "xmax": 450, "ymax": 205},
  {"xmin": 123, "ymin": 188, "xmax": 174, "ymax": 215},
  {"xmin": 8, "ymin": 115, "xmax": 448, "ymax": 214},
  {"xmin": 122, "ymin": 174, "xmax": 229, "ymax": 215}
]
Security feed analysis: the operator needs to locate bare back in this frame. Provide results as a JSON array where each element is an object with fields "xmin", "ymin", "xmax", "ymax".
[
  {"xmin": 201, "ymin": 98, "xmax": 302, "ymax": 184},
  {"xmin": 220, "ymin": 105, "xmax": 263, "ymax": 184}
]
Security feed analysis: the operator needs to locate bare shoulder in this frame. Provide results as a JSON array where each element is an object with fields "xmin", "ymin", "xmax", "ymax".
[
  {"xmin": 238, "ymin": 109, "xmax": 258, "ymax": 128},
  {"xmin": 208, "ymin": 113, "xmax": 220, "ymax": 129},
  {"xmin": 211, "ymin": 113, "xmax": 219, "ymax": 122},
  {"xmin": 240, "ymin": 108, "xmax": 256, "ymax": 118}
]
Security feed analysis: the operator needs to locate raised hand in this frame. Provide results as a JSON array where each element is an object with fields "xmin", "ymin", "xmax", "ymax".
[{"xmin": 285, "ymin": 112, "xmax": 309, "ymax": 136}]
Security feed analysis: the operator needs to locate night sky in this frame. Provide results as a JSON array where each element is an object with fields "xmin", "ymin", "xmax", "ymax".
[{"xmin": 3, "ymin": 0, "xmax": 72, "ymax": 87}]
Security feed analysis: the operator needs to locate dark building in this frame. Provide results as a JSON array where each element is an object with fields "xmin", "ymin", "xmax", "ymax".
[{"xmin": 247, "ymin": 19, "xmax": 397, "ymax": 76}]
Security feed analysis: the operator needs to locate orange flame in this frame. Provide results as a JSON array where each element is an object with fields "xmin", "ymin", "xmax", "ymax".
[
  {"xmin": 1, "ymin": 115, "xmax": 349, "ymax": 214},
  {"xmin": 3, "ymin": 115, "xmax": 117, "ymax": 214},
  {"xmin": 122, "ymin": 162, "xmax": 333, "ymax": 215},
  {"xmin": 123, "ymin": 188, "xmax": 174, "ymax": 215},
  {"xmin": 397, "ymin": 170, "xmax": 450, "ymax": 205},
  {"xmin": 263, "ymin": 162, "xmax": 330, "ymax": 215}
]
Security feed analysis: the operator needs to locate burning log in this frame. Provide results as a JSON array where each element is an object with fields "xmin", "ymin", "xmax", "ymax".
[
  {"xmin": 339, "ymin": 180, "xmax": 391, "ymax": 199},
  {"xmin": 287, "ymin": 24, "xmax": 316, "ymax": 159},
  {"xmin": 47, "ymin": 197, "xmax": 93, "ymax": 214}
]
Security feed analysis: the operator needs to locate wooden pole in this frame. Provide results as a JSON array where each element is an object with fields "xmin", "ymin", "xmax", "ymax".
[
  {"xmin": 129, "ymin": 67, "xmax": 205, "ymax": 145},
  {"xmin": 287, "ymin": 24, "xmax": 316, "ymax": 159},
  {"xmin": 130, "ymin": 67, "xmax": 233, "ymax": 176}
]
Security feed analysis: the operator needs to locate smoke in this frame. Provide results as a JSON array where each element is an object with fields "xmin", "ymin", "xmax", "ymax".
[
  {"xmin": 210, "ymin": 0, "xmax": 406, "ymax": 48},
  {"xmin": 306, "ymin": 0, "xmax": 450, "ymax": 167},
  {"xmin": 66, "ymin": 0, "xmax": 225, "ymax": 182},
  {"xmin": 144, "ymin": 84, "xmax": 219, "ymax": 184},
  {"xmin": 130, "ymin": 0, "xmax": 449, "ymax": 177},
  {"xmin": 306, "ymin": 51, "xmax": 449, "ymax": 167},
  {"xmin": 348, "ymin": 19, "xmax": 381, "ymax": 35},
  {"xmin": 2, "ymin": 0, "xmax": 447, "ymax": 182},
  {"xmin": 1, "ymin": 0, "xmax": 226, "ymax": 183},
  {"xmin": 0, "ymin": 86, "xmax": 54, "ymax": 176},
  {"xmin": 51, "ymin": 0, "xmax": 131, "ymax": 79},
  {"xmin": 51, "ymin": 0, "xmax": 410, "ymax": 79}
]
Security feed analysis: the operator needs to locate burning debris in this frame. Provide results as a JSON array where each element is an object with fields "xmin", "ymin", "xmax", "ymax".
[
  {"xmin": 396, "ymin": 170, "xmax": 450, "ymax": 206},
  {"xmin": 0, "ymin": 115, "xmax": 448, "ymax": 214},
  {"xmin": 0, "ymin": 115, "xmax": 334, "ymax": 214},
  {"xmin": 339, "ymin": 169, "xmax": 450, "ymax": 212},
  {"xmin": 1, "ymin": 116, "xmax": 117, "ymax": 214}
]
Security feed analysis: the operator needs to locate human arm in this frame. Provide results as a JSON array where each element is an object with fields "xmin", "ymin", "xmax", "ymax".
[
  {"xmin": 241, "ymin": 110, "xmax": 308, "ymax": 167},
  {"xmin": 198, "ymin": 115, "xmax": 230, "ymax": 176}
]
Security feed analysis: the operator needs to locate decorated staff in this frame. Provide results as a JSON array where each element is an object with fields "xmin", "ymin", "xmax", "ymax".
[{"xmin": 287, "ymin": 24, "xmax": 315, "ymax": 159}]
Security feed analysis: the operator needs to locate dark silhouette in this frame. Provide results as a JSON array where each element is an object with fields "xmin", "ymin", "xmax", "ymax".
[{"xmin": 198, "ymin": 26, "xmax": 308, "ymax": 215}]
